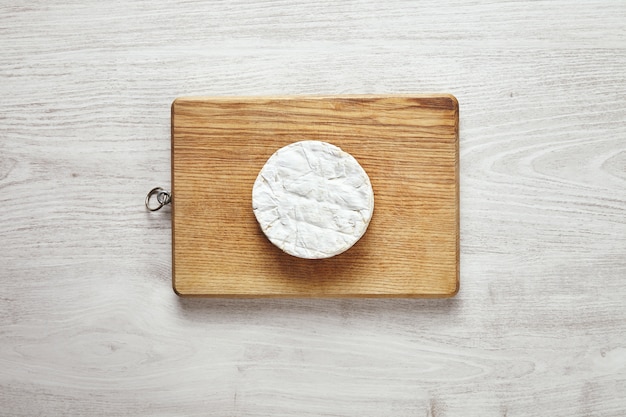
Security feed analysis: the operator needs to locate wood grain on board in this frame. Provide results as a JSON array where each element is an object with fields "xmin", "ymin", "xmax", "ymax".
[{"xmin": 172, "ymin": 96, "xmax": 459, "ymax": 296}]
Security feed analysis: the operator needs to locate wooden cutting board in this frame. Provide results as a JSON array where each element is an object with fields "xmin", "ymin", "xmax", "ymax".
[{"xmin": 171, "ymin": 95, "xmax": 459, "ymax": 297}]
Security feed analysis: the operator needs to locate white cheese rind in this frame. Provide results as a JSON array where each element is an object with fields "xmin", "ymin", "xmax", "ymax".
[{"xmin": 252, "ymin": 140, "xmax": 374, "ymax": 259}]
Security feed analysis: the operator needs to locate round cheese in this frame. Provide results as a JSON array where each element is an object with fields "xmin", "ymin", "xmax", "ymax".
[{"xmin": 252, "ymin": 140, "xmax": 374, "ymax": 259}]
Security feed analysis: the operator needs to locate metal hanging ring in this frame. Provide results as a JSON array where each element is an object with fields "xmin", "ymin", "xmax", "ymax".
[{"xmin": 145, "ymin": 187, "xmax": 171, "ymax": 211}]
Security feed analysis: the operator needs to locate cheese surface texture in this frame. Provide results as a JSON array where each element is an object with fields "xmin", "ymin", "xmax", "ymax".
[{"xmin": 252, "ymin": 141, "xmax": 374, "ymax": 259}]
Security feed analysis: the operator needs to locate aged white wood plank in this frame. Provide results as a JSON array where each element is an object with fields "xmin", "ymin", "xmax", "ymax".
[{"xmin": 1, "ymin": 0, "xmax": 625, "ymax": 416}]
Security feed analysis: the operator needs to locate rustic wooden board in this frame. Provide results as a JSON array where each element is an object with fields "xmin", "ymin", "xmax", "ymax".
[{"xmin": 171, "ymin": 95, "xmax": 459, "ymax": 297}]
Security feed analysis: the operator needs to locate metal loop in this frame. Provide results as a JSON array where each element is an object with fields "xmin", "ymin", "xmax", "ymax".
[{"xmin": 145, "ymin": 187, "xmax": 171, "ymax": 211}]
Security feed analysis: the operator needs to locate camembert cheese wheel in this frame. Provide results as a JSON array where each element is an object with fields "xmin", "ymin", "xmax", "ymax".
[{"xmin": 252, "ymin": 141, "xmax": 374, "ymax": 259}]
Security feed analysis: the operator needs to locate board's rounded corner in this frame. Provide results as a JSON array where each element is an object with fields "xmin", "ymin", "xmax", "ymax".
[
  {"xmin": 447, "ymin": 279, "xmax": 460, "ymax": 298},
  {"xmin": 171, "ymin": 98, "xmax": 183, "ymax": 121},
  {"xmin": 442, "ymin": 93, "xmax": 459, "ymax": 110},
  {"xmin": 172, "ymin": 282, "xmax": 186, "ymax": 297}
]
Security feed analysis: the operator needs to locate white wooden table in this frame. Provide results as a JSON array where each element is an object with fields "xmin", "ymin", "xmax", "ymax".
[{"xmin": 2, "ymin": 1, "xmax": 625, "ymax": 415}]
